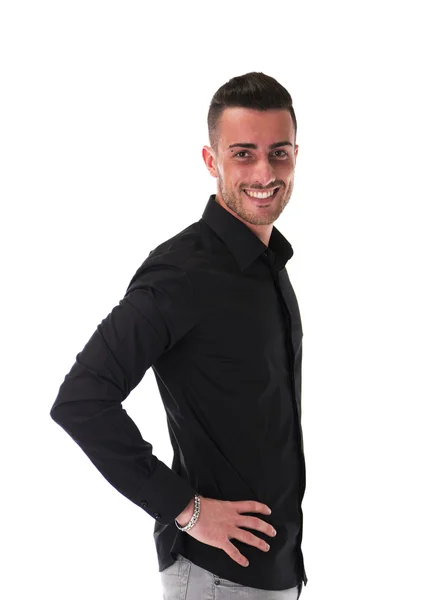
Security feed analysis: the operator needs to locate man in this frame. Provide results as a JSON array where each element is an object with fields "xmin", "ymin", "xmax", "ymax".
[{"xmin": 50, "ymin": 71, "xmax": 307, "ymax": 599}]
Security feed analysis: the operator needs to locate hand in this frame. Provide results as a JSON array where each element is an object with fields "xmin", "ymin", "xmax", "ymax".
[{"xmin": 177, "ymin": 496, "xmax": 276, "ymax": 567}]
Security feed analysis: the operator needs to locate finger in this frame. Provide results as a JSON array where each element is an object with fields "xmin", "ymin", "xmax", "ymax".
[
  {"xmin": 231, "ymin": 528, "xmax": 270, "ymax": 553},
  {"xmin": 224, "ymin": 541, "xmax": 249, "ymax": 567},
  {"xmin": 235, "ymin": 515, "xmax": 276, "ymax": 537},
  {"xmin": 232, "ymin": 501, "xmax": 271, "ymax": 515}
]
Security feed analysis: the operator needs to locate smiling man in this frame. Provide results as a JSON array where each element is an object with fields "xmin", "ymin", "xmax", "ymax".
[
  {"xmin": 50, "ymin": 72, "xmax": 307, "ymax": 599},
  {"xmin": 203, "ymin": 105, "xmax": 298, "ymax": 247}
]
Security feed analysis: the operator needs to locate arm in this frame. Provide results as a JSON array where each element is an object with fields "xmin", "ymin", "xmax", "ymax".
[{"xmin": 50, "ymin": 260, "xmax": 198, "ymax": 524}]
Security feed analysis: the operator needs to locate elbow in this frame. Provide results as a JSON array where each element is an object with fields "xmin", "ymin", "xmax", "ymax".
[
  {"xmin": 50, "ymin": 400, "xmax": 68, "ymax": 428},
  {"xmin": 49, "ymin": 393, "xmax": 80, "ymax": 430}
]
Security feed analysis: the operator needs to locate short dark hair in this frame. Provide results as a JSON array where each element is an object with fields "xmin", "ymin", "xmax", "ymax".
[{"xmin": 207, "ymin": 71, "xmax": 297, "ymax": 154}]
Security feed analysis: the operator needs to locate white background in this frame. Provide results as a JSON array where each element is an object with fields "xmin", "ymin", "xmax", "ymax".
[{"xmin": 1, "ymin": 1, "xmax": 422, "ymax": 599}]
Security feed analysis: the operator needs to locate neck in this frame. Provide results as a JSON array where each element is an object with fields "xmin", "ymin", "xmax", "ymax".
[{"xmin": 214, "ymin": 193, "xmax": 272, "ymax": 247}]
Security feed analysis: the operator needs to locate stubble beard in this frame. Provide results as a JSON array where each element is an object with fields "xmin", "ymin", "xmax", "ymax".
[{"xmin": 217, "ymin": 172, "xmax": 294, "ymax": 226}]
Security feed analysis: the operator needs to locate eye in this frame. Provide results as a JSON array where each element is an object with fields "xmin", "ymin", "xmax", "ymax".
[
  {"xmin": 273, "ymin": 150, "xmax": 288, "ymax": 158},
  {"xmin": 235, "ymin": 151, "xmax": 249, "ymax": 158}
]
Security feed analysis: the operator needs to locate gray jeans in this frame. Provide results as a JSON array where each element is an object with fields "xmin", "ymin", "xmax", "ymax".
[{"xmin": 160, "ymin": 554, "xmax": 303, "ymax": 599}]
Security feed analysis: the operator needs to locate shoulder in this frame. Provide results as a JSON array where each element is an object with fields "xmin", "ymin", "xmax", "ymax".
[{"xmin": 124, "ymin": 222, "xmax": 201, "ymax": 297}]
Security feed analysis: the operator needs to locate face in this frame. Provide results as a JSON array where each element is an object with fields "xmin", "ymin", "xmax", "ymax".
[{"xmin": 203, "ymin": 107, "xmax": 298, "ymax": 233}]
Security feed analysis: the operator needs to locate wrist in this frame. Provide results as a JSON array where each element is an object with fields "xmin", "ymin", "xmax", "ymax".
[
  {"xmin": 176, "ymin": 496, "xmax": 196, "ymax": 527},
  {"xmin": 175, "ymin": 494, "xmax": 201, "ymax": 532}
]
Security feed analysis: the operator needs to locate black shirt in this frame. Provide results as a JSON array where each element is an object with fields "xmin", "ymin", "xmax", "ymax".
[{"xmin": 50, "ymin": 194, "xmax": 308, "ymax": 591}]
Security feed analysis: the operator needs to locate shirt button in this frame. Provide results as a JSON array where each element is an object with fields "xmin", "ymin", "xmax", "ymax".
[
  {"xmin": 141, "ymin": 501, "xmax": 148, "ymax": 508},
  {"xmin": 215, "ymin": 579, "xmax": 220, "ymax": 586},
  {"xmin": 154, "ymin": 512, "xmax": 161, "ymax": 520}
]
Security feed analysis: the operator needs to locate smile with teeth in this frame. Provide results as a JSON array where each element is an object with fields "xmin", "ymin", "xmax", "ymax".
[{"xmin": 244, "ymin": 187, "xmax": 279, "ymax": 199}]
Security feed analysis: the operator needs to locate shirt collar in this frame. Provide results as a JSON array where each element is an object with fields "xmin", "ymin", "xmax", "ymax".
[{"xmin": 201, "ymin": 194, "xmax": 294, "ymax": 272}]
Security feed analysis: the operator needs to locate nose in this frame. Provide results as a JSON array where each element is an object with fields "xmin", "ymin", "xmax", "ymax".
[{"xmin": 251, "ymin": 158, "xmax": 277, "ymax": 188}]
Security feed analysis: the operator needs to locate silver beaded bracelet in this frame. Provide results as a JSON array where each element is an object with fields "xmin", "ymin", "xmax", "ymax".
[{"xmin": 174, "ymin": 494, "xmax": 201, "ymax": 532}]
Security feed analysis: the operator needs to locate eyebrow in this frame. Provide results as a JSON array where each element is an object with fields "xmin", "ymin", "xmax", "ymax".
[{"xmin": 227, "ymin": 141, "xmax": 293, "ymax": 150}]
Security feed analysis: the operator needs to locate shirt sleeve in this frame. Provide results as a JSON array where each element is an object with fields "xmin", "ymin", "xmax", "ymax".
[{"xmin": 50, "ymin": 259, "xmax": 198, "ymax": 525}]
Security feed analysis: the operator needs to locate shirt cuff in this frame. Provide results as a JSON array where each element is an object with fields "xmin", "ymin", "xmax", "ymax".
[{"xmin": 131, "ymin": 459, "xmax": 197, "ymax": 525}]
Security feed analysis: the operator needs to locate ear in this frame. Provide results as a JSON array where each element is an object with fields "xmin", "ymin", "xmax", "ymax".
[{"xmin": 202, "ymin": 145, "xmax": 218, "ymax": 178}]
